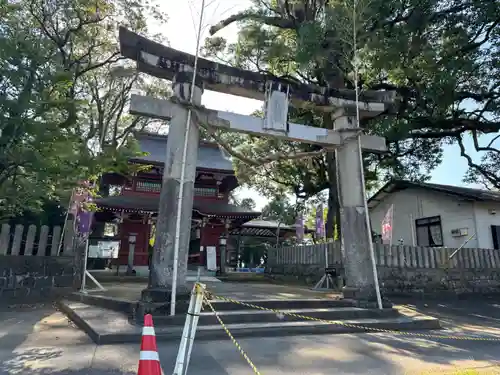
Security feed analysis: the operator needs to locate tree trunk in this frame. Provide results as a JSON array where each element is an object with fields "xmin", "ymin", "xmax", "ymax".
[
  {"xmin": 323, "ymin": 112, "xmax": 341, "ymax": 241},
  {"xmin": 325, "ymin": 151, "xmax": 341, "ymax": 240}
]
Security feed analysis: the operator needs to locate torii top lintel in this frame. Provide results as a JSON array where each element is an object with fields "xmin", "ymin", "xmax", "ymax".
[{"xmin": 119, "ymin": 27, "xmax": 396, "ymax": 112}]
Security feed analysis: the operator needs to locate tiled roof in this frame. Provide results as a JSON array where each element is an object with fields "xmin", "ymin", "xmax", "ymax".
[
  {"xmin": 368, "ymin": 179, "xmax": 500, "ymax": 208},
  {"xmin": 242, "ymin": 220, "xmax": 297, "ymax": 230},
  {"xmin": 95, "ymin": 194, "xmax": 260, "ymax": 218},
  {"xmin": 229, "ymin": 219, "xmax": 314, "ymax": 237},
  {"xmin": 130, "ymin": 132, "xmax": 233, "ymax": 171}
]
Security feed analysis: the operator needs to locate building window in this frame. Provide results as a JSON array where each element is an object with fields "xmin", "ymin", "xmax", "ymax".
[
  {"xmin": 194, "ymin": 187, "xmax": 217, "ymax": 197},
  {"xmin": 109, "ymin": 185, "xmax": 123, "ymax": 196},
  {"xmin": 491, "ymin": 225, "xmax": 500, "ymax": 250},
  {"xmin": 104, "ymin": 223, "xmax": 119, "ymax": 237},
  {"xmin": 415, "ymin": 216, "xmax": 443, "ymax": 247},
  {"xmin": 135, "ymin": 180, "xmax": 161, "ymax": 193},
  {"xmin": 134, "ymin": 180, "xmax": 218, "ymax": 196}
]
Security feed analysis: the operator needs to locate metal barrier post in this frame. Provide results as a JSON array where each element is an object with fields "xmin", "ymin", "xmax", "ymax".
[
  {"xmin": 80, "ymin": 237, "xmax": 106, "ymax": 293},
  {"xmin": 172, "ymin": 282, "xmax": 205, "ymax": 375},
  {"xmin": 183, "ymin": 283, "xmax": 205, "ymax": 375}
]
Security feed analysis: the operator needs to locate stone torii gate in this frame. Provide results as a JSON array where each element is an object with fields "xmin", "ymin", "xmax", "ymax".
[{"xmin": 119, "ymin": 27, "xmax": 395, "ymax": 309}]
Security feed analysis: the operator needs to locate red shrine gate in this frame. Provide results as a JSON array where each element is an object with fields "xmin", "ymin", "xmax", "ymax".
[{"xmin": 93, "ymin": 132, "xmax": 260, "ymax": 271}]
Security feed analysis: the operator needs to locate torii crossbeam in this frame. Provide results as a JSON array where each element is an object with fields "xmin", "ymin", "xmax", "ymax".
[{"xmin": 119, "ymin": 27, "xmax": 396, "ymax": 310}]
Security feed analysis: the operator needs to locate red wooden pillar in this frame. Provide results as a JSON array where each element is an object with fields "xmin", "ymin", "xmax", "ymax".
[{"xmin": 119, "ymin": 219, "xmax": 150, "ymax": 267}]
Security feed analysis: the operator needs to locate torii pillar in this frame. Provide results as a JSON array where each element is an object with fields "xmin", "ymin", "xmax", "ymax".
[
  {"xmin": 331, "ymin": 110, "xmax": 388, "ymax": 307},
  {"xmin": 140, "ymin": 71, "xmax": 203, "ymax": 308}
]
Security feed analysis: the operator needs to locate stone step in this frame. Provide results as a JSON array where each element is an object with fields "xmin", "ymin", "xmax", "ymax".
[
  {"xmin": 151, "ymin": 307, "xmax": 400, "ymax": 326},
  {"xmin": 190, "ymin": 317, "xmax": 442, "ymax": 341},
  {"xmin": 56, "ymin": 300, "xmax": 442, "ymax": 345},
  {"xmin": 201, "ymin": 298, "xmax": 361, "ymax": 311},
  {"xmin": 139, "ymin": 298, "xmax": 383, "ymax": 321},
  {"xmin": 66, "ymin": 293, "xmax": 136, "ymax": 314},
  {"xmin": 67, "ymin": 292, "xmax": 394, "ymax": 324}
]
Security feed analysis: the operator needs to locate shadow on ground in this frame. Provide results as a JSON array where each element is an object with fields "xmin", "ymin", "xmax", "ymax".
[
  {"xmin": 205, "ymin": 331, "xmax": 500, "ymax": 374},
  {"xmin": 1, "ymin": 299, "xmax": 500, "ymax": 374}
]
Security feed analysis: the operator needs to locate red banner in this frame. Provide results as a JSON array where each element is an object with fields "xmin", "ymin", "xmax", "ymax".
[{"xmin": 381, "ymin": 204, "xmax": 394, "ymax": 245}]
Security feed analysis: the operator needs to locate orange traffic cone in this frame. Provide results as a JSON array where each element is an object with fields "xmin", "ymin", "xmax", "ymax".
[{"xmin": 138, "ymin": 314, "xmax": 161, "ymax": 375}]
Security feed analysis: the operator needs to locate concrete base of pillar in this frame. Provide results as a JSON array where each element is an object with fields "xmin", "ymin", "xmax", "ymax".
[
  {"xmin": 342, "ymin": 286, "xmax": 393, "ymax": 308},
  {"xmin": 216, "ymin": 268, "xmax": 226, "ymax": 277},
  {"xmin": 135, "ymin": 285, "xmax": 192, "ymax": 322},
  {"xmin": 140, "ymin": 286, "xmax": 190, "ymax": 302}
]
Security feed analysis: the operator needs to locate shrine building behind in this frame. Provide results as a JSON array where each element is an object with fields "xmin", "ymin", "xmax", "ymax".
[{"xmin": 93, "ymin": 131, "xmax": 261, "ymax": 271}]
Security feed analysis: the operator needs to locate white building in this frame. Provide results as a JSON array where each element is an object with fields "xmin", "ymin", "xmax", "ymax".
[{"xmin": 368, "ymin": 180, "xmax": 500, "ymax": 250}]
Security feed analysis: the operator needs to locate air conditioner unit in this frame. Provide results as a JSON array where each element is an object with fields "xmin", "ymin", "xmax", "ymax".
[{"xmin": 451, "ymin": 228, "xmax": 468, "ymax": 237}]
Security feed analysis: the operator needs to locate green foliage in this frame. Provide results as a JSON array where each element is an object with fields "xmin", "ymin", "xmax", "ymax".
[
  {"xmin": 304, "ymin": 202, "xmax": 339, "ymax": 241},
  {"xmin": 237, "ymin": 237, "xmax": 270, "ymax": 267},
  {"xmin": 204, "ymin": 0, "xmax": 500, "ymax": 202},
  {"xmin": 261, "ymin": 196, "xmax": 300, "ymax": 225},
  {"xmin": 240, "ymin": 197, "xmax": 257, "ymax": 210},
  {"xmin": 0, "ymin": 0, "xmax": 168, "ymax": 219}
]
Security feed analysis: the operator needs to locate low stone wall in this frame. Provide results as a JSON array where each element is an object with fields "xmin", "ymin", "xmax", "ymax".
[
  {"xmin": 0, "ymin": 255, "xmax": 76, "ymax": 304},
  {"xmin": 265, "ymin": 264, "xmax": 500, "ymax": 298},
  {"xmin": 265, "ymin": 264, "xmax": 329, "ymax": 286}
]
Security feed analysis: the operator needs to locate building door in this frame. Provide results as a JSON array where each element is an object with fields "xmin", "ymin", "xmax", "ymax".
[
  {"xmin": 491, "ymin": 225, "xmax": 500, "ymax": 250},
  {"xmin": 188, "ymin": 238, "xmax": 201, "ymax": 267}
]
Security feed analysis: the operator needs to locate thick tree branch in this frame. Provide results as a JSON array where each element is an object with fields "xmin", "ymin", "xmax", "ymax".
[
  {"xmin": 209, "ymin": 12, "xmax": 294, "ymax": 35},
  {"xmin": 457, "ymin": 135, "xmax": 500, "ymax": 189}
]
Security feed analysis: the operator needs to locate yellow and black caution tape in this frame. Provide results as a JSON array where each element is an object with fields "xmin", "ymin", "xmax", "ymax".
[
  {"xmin": 203, "ymin": 297, "xmax": 262, "ymax": 375},
  {"xmin": 205, "ymin": 292, "xmax": 500, "ymax": 342}
]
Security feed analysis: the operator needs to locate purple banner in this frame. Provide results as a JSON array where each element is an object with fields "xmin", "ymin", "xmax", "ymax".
[
  {"xmin": 315, "ymin": 204, "xmax": 324, "ymax": 238},
  {"xmin": 295, "ymin": 214, "xmax": 304, "ymax": 242},
  {"xmin": 76, "ymin": 193, "xmax": 93, "ymax": 234},
  {"xmin": 76, "ymin": 210, "xmax": 93, "ymax": 234}
]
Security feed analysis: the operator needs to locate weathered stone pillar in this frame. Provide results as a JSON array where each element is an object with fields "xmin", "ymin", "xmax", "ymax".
[
  {"xmin": 142, "ymin": 70, "xmax": 203, "ymax": 305},
  {"xmin": 334, "ymin": 111, "xmax": 386, "ymax": 306},
  {"xmin": 218, "ymin": 235, "xmax": 227, "ymax": 276},
  {"xmin": 199, "ymin": 217, "xmax": 208, "ymax": 267},
  {"xmin": 126, "ymin": 233, "xmax": 137, "ymax": 275}
]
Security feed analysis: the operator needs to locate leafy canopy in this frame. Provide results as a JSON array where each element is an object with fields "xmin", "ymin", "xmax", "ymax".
[
  {"xmin": 204, "ymin": 0, "xmax": 500, "ymax": 202},
  {"xmin": 0, "ymin": 0, "xmax": 168, "ymax": 219}
]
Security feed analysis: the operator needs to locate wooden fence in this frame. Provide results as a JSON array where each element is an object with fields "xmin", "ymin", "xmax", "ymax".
[
  {"xmin": 268, "ymin": 242, "xmax": 500, "ymax": 269},
  {"xmin": 0, "ymin": 221, "xmax": 75, "ymax": 256}
]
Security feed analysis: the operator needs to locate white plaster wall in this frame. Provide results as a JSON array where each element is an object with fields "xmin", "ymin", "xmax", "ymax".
[
  {"xmin": 416, "ymin": 189, "xmax": 478, "ymax": 248},
  {"xmin": 369, "ymin": 189, "xmax": 418, "ymax": 246},
  {"xmin": 369, "ymin": 188, "xmax": 479, "ymax": 248},
  {"xmin": 473, "ymin": 201, "xmax": 500, "ymax": 249}
]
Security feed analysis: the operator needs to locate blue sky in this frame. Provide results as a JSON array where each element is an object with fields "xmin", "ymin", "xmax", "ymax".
[{"xmin": 156, "ymin": 0, "xmax": 495, "ymax": 209}]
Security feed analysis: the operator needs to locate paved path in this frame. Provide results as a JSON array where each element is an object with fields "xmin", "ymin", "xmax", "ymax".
[
  {"xmin": 92, "ymin": 281, "xmax": 343, "ymax": 301},
  {"xmin": 397, "ymin": 298, "xmax": 500, "ymax": 336},
  {"xmin": 2, "ymin": 302, "xmax": 500, "ymax": 375}
]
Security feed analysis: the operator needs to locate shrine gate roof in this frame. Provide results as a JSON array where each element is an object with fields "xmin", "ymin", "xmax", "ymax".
[
  {"xmin": 130, "ymin": 132, "xmax": 233, "ymax": 172},
  {"xmin": 95, "ymin": 194, "xmax": 260, "ymax": 219},
  {"xmin": 230, "ymin": 219, "xmax": 312, "ymax": 238}
]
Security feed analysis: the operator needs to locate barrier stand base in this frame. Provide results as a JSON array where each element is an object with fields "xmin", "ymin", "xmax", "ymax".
[
  {"xmin": 313, "ymin": 273, "xmax": 336, "ymax": 291},
  {"xmin": 80, "ymin": 271, "xmax": 106, "ymax": 294}
]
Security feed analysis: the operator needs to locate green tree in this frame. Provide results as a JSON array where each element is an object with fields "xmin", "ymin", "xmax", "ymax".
[
  {"xmin": 228, "ymin": 192, "xmax": 257, "ymax": 210},
  {"xmin": 203, "ymin": 0, "xmax": 500, "ymax": 235},
  {"xmin": 240, "ymin": 197, "xmax": 257, "ymax": 210},
  {"xmin": 261, "ymin": 196, "xmax": 299, "ymax": 226},
  {"xmin": 0, "ymin": 0, "xmax": 167, "ymax": 219}
]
